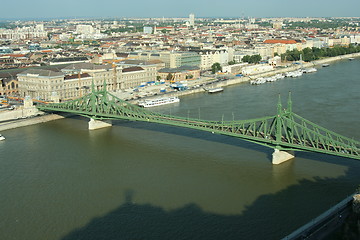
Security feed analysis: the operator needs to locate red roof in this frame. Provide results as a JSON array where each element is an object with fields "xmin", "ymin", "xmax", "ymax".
[
  {"xmin": 264, "ymin": 39, "xmax": 297, "ymax": 44},
  {"xmin": 156, "ymin": 27, "xmax": 173, "ymax": 29},
  {"xmin": 4, "ymin": 54, "xmax": 26, "ymax": 58}
]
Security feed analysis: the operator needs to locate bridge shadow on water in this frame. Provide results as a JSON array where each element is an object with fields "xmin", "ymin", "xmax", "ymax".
[
  {"xmin": 60, "ymin": 167, "xmax": 359, "ymax": 240},
  {"xmin": 112, "ymin": 118, "xmax": 275, "ymax": 158},
  {"xmin": 52, "ymin": 116, "xmax": 360, "ymax": 240},
  {"xmin": 112, "ymin": 119, "xmax": 360, "ymax": 165},
  {"xmin": 60, "ymin": 115, "xmax": 358, "ymax": 165}
]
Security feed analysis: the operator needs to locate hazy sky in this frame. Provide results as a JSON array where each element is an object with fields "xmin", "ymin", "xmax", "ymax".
[{"xmin": 2, "ymin": 0, "xmax": 359, "ymax": 19}]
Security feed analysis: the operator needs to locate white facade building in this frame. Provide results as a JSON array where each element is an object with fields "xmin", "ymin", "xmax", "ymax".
[
  {"xmin": 241, "ymin": 64, "xmax": 273, "ymax": 75},
  {"xmin": 0, "ymin": 25, "xmax": 47, "ymax": 40},
  {"xmin": 198, "ymin": 50, "xmax": 229, "ymax": 70},
  {"xmin": 76, "ymin": 25, "xmax": 96, "ymax": 35},
  {"xmin": 189, "ymin": 13, "xmax": 195, "ymax": 27}
]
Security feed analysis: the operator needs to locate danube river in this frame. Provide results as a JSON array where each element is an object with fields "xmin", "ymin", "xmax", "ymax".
[{"xmin": 1, "ymin": 59, "xmax": 359, "ymax": 240}]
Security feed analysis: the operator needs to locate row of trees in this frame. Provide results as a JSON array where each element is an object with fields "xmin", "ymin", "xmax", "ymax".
[
  {"xmin": 211, "ymin": 44, "xmax": 359, "ymax": 73},
  {"xmin": 281, "ymin": 45, "xmax": 360, "ymax": 62},
  {"xmin": 242, "ymin": 54, "xmax": 262, "ymax": 64},
  {"xmin": 285, "ymin": 20, "xmax": 351, "ymax": 30}
]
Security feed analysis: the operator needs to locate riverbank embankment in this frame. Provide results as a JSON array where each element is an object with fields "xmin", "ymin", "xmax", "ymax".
[
  {"xmin": 1, "ymin": 52, "xmax": 359, "ymax": 131},
  {"xmin": 283, "ymin": 193, "xmax": 360, "ymax": 239},
  {"xmin": 0, "ymin": 113, "xmax": 64, "ymax": 132},
  {"xmin": 130, "ymin": 52, "xmax": 360, "ymax": 103}
]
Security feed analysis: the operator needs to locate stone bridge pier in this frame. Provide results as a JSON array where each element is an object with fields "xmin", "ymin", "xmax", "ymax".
[
  {"xmin": 88, "ymin": 118, "xmax": 112, "ymax": 130},
  {"xmin": 272, "ymin": 149, "xmax": 295, "ymax": 164}
]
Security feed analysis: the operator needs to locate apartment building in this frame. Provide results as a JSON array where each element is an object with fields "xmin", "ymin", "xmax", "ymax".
[
  {"xmin": 17, "ymin": 69, "xmax": 65, "ymax": 100},
  {"xmin": 129, "ymin": 51, "xmax": 201, "ymax": 68},
  {"xmin": 192, "ymin": 49, "xmax": 229, "ymax": 70},
  {"xmin": 0, "ymin": 24, "xmax": 47, "ymax": 40},
  {"xmin": 158, "ymin": 66, "xmax": 200, "ymax": 82},
  {"xmin": 17, "ymin": 62, "xmax": 157, "ymax": 101}
]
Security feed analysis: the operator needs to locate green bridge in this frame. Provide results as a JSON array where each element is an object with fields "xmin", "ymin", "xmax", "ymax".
[{"xmin": 36, "ymin": 83, "xmax": 360, "ymax": 164}]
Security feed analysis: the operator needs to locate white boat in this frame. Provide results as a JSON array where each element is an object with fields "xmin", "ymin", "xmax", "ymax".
[
  {"xmin": 265, "ymin": 76, "xmax": 277, "ymax": 82},
  {"xmin": 274, "ymin": 74, "xmax": 285, "ymax": 80},
  {"xmin": 207, "ymin": 87, "xmax": 224, "ymax": 93},
  {"xmin": 138, "ymin": 97, "xmax": 180, "ymax": 108},
  {"xmin": 348, "ymin": 57, "xmax": 355, "ymax": 61},
  {"xmin": 303, "ymin": 68, "xmax": 317, "ymax": 73},
  {"xmin": 285, "ymin": 70, "xmax": 303, "ymax": 78},
  {"xmin": 0, "ymin": 134, "xmax": 5, "ymax": 141},
  {"xmin": 250, "ymin": 77, "xmax": 266, "ymax": 85}
]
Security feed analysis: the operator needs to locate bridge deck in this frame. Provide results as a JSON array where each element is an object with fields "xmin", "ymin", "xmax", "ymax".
[{"xmin": 36, "ymin": 88, "xmax": 360, "ymax": 161}]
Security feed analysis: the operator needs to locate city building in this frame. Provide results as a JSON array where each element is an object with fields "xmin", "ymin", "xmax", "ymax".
[
  {"xmin": 189, "ymin": 13, "xmax": 195, "ymax": 27},
  {"xmin": 241, "ymin": 64, "xmax": 273, "ymax": 75},
  {"xmin": 129, "ymin": 51, "xmax": 201, "ymax": 68},
  {"xmin": 0, "ymin": 71, "xmax": 19, "ymax": 96},
  {"xmin": 143, "ymin": 27, "xmax": 153, "ymax": 34},
  {"xmin": 193, "ymin": 49, "xmax": 229, "ymax": 70},
  {"xmin": 222, "ymin": 63, "xmax": 248, "ymax": 74},
  {"xmin": 0, "ymin": 24, "xmax": 47, "ymax": 40},
  {"xmin": 17, "ymin": 62, "xmax": 158, "ymax": 100},
  {"xmin": 158, "ymin": 66, "xmax": 200, "ymax": 82}
]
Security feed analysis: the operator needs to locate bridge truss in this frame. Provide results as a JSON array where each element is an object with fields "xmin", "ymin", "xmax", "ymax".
[{"xmin": 37, "ymin": 84, "xmax": 360, "ymax": 161}]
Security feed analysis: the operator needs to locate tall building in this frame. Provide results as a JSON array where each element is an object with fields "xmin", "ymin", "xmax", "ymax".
[
  {"xmin": 143, "ymin": 26, "xmax": 153, "ymax": 34},
  {"xmin": 76, "ymin": 25, "xmax": 95, "ymax": 35},
  {"xmin": 189, "ymin": 13, "xmax": 195, "ymax": 27},
  {"xmin": 272, "ymin": 21, "xmax": 283, "ymax": 30}
]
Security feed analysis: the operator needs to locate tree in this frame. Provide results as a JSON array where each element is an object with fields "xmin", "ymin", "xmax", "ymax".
[
  {"xmin": 228, "ymin": 60, "xmax": 237, "ymax": 65},
  {"xmin": 166, "ymin": 73, "xmax": 173, "ymax": 80},
  {"xmin": 211, "ymin": 63, "xmax": 222, "ymax": 74},
  {"xmin": 242, "ymin": 55, "xmax": 261, "ymax": 64},
  {"xmin": 249, "ymin": 55, "xmax": 262, "ymax": 64},
  {"xmin": 242, "ymin": 55, "xmax": 250, "ymax": 63}
]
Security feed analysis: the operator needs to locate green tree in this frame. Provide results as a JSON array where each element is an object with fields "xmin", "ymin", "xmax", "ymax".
[
  {"xmin": 242, "ymin": 55, "xmax": 261, "ymax": 64},
  {"xmin": 249, "ymin": 55, "xmax": 262, "ymax": 63},
  {"xmin": 228, "ymin": 60, "xmax": 237, "ymax": 65},
  {"xmin": 211, "ymin": 62, "xmax": 222, "ymax": 74},
  {"xmin": 242, "ymin": 55, "xmax": 250, "ymax": 63},
  {"xmin": 166, "ymin": 73, "xmax": 173, "ymax": 80}
]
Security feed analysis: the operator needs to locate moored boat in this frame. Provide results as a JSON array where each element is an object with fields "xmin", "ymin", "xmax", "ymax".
[
  {"xmin": 348, "ymin": 57, "xmax": 355, "ymax": 61},
  {"xmin": 303, "ymin": 68, "xmax": 317, "ymax": 73},
  {"xmin": 138, "ymin": 97, "xmax": 180, "ymax": 107},
  {"xmin": 322, "ymin": 63, "xmax": 330, "ymax": 67},
  {"xmin": 207, "ymin": 87, "xmax": 224, "ymax": 93},
  {"xmin": 0, "ymin": 134, "xmax": 5, "ymax": 141}
]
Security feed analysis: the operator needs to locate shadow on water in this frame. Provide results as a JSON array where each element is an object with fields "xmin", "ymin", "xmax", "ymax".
[
  {"xmin": 60, "ymin": 115, "xmax": 274, "ymax": 156},
  {"xmin": 60, "ymin": 166, "xmax": 359, "ymax": 240}
]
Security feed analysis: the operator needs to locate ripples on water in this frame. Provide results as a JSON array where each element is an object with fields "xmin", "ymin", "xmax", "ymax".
[{"xmin": 0, "ymin": 59, "xmax": 359, "ymax": 240}]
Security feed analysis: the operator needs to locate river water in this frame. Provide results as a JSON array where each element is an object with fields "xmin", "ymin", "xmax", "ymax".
[{"xmin": 1, "ymin": 59, "xmax": 359, "ymax": 240}]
